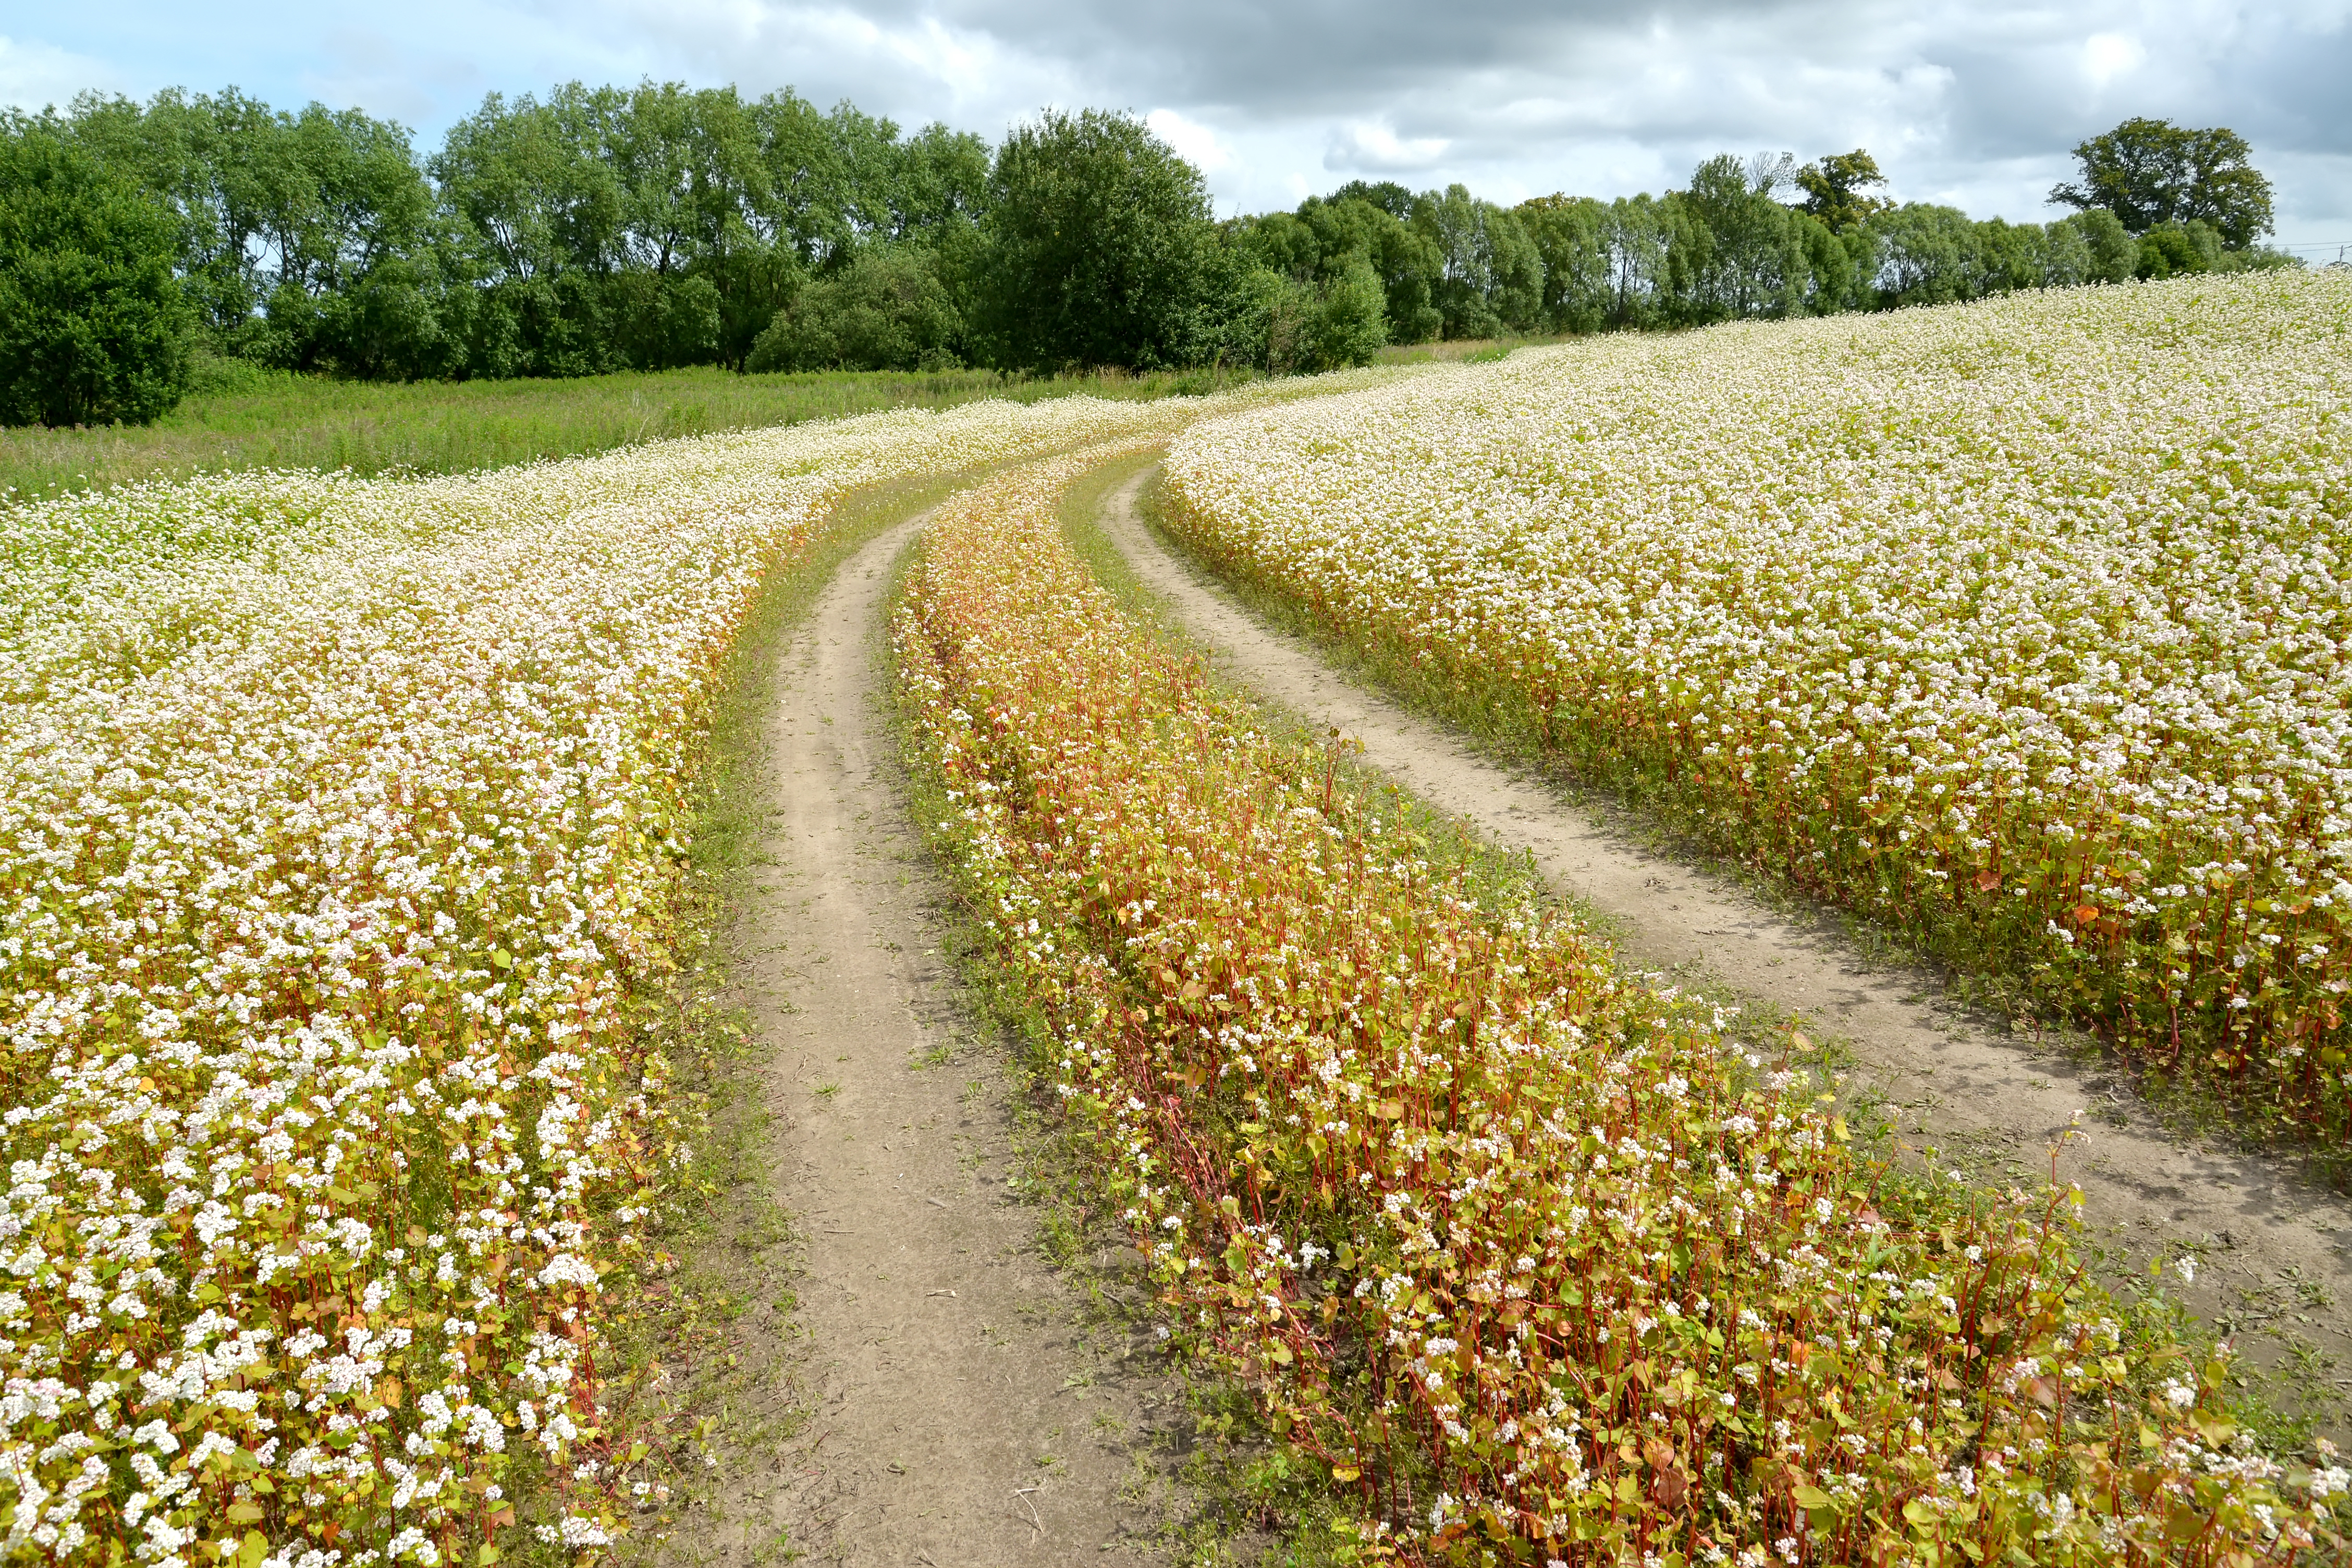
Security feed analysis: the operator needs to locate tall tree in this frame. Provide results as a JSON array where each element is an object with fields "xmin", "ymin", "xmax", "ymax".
[
  {"xmin": 1870, "ymin": 204, "xmax": 1984, "ymax": 308},
  {"xmin": 881, "ymin": 122, "xmax": 991, "ymax": 246},
  {"xmin": 1516, "ymin": 194, "xmax": 1610, "ymax": 335},
  {"xmin": 972, "ymin": 108, "xmax": 1219, "ymax": 372},
  {"xmin": 1602, "ymin": 195, "xmax": 1671, "ymax": 330},
  {"xmin": 1794, "ymin": 150, "xmax": 1891, "ymax": 231},
  {"xmin": 432, "ymin": 87, "xmax": 627, "ymax": 284},
  {"xmin": 1292, "ymin": 194, "xmax": 1441, "ymax": 342},
  {"xmin": 2049, "ymin": 118, "xmax": 2274, "ymax": 249},
  {"xmin": 1415, "ymin": 184, "xmax": 1544, "ymax": 338},
  {"xmin": 1669, "ymin": 154, "xmax": 1805, "ymax": 322}
]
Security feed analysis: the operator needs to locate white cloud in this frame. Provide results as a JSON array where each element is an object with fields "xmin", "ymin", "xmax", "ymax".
[
  {"xmin": 1325, "ymin": 120, "xmax": 1448, "ymax": 174},
  {"xmin": 2081, "ymin": 31, "xmax": 2144, "ymax": 87},
  {"xmin": 0, "ymin": 34, "xmax": 119, "ymax": 112},
  {"xmin": 1146, "ymin": 107, "xmax": 1231, "ymax": 174}
]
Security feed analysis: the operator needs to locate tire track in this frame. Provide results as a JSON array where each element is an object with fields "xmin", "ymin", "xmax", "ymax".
[
  {"xmin": 675, "ymin": 514, "xmax": 1184, "ymax": 1564},
  {"xmin": 1097, "ymin": 466, "xmax": 2352, "ymax": 1428}
]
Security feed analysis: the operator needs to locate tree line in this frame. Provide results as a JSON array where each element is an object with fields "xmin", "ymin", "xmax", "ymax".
[{"xmin": 0, "ymin": 83, "xmax": 2289, "ymax": 427}]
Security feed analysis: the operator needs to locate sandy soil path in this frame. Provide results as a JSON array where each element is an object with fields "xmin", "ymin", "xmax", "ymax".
[
  {"xmin": 693, "ymin": 516, "xmax": 1181, "ymax": 1564},
  {"xmin": 1098, "ymin": 468, "xmax": 2352, "ymax": 1423}
]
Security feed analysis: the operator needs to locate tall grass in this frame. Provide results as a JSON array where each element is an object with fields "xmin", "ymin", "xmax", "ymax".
[{"xmin": 0, "ymin": 360, "xmax": 1254, "ymax": 501}]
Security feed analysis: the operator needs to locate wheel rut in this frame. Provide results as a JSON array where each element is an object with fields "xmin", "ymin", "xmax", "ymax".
[
  {"xmin": 1097, "ymin": 467, "xmax": 2352, "ymax": 1428},
  {"xmin": 682, "ymin": 513, "xmax": 1183, "ymax": 1564}
]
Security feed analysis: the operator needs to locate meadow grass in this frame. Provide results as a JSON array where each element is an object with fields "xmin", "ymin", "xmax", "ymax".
[{"xmin": 0, "ymin": 359, "xmax": 1254, "ymax": 501}]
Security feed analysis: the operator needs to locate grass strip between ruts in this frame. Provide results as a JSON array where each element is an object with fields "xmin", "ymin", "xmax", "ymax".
[{"xmin": 891, "ymin": 445, "xmax": 2341, "ymax": 1565}]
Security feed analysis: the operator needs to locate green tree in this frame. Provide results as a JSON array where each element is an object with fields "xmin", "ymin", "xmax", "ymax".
[
  {"xmin": 2049, "ymin": 117, "xmax": 2274, "ymax": 249},
  {"xmin": 737, "ymin": 92, "xmax": 832, "ymax": 266},
  {"xmin": 1975, "ymin": 217, "xmax": 2048, "ymax": 294},
  {"xmin": 1794, "ymin": 150, "xmax": 1891, "ymax": 231},
  {"xmin": 1869, "ymin": 203, "xmax": 1983, "ymax": 308},
  {"xmin": 1295, "ymin": 194, "xmax": 1441, "ymax": 342},
  {"xmin": 2038, "ymin": 217, "xmax": 2094, "ymax": 287},
  {"xmin": 66, "ymin": 87, "xmax": 446, "ymax": 370},
  {"xmin": 1668, "ymin": 155, "xmax": 1805, "ymax": 323},
  {"xmin": 58, "ymin": 88, "xmax": 264, "ymax": 340},
  {"xmin": 1226, "ymin": 199, "xmax": 1402, "ymax": 368},
  {"xmin": 2062, "ymin": 207, "xmax": 2140, "ymax": 284},
  {"xmin": 433, "ymin": 86, "xmax": 628, "ymax": 284},
  {"xmin": 1796, "ymin": 213, "xmax": 1877, "ymax": 314},
  {"xmin": 1328, "ymin": 180, "xmax": 1416, "ymax": 221},
  {"xmin": 972, "ymin": 108, "xmax": 1219, "ymax": 372},
  {"xmin": 880, "ymin": 122, "xmax": 991, "ymax": 246},
  {"xmin": 1305, "ymin": 256, "xmax": 1387, "ymax": 368},
  {"xmin": 1416, "ymin": 184, "xmax": 1544, "ymax": 338},
  {"xmin": 2135, "ymin": 219, "xmax": 2224, "ymax": 280},
  {"xmin": 0, "ymin": 114, "xmax": 191, "ymax": 425},
  {"xmin": 1600, "ymin": 195, "xmax": 1671, "ymax": 330},
  {"xmin": 1517, "ymin": 194, "xmax": 1611, "ymax": 334},
  {"xmin": 1230, "ymin": 208, "xmax": 1321, "ymax": 279}
]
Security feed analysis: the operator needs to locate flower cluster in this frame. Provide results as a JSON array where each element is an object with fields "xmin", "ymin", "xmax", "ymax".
[
  {"xmin": 0, "ymin": 393, "xmax": 1247, "ymax": 1566},
  {"xmin": 1163, "ymin": 271, "xmax": 2352, "ymax": 1137},
  {"xmin": 896, "ymin": 446, "xmax": 2331, "ymax": 1563}
]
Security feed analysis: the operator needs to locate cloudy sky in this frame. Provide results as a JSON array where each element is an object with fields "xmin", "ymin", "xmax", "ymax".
[{"xmin": 4, "ymin": 0, "xmax": 2347, "ymax": 250}]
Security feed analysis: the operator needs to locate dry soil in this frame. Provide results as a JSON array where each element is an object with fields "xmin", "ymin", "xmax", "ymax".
[{"xmin": 667, "ymin": 514, "xmax": 1191, "ymax": 1565}]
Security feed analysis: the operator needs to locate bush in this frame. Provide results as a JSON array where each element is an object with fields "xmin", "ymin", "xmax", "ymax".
[
  {"xmin": 2067, "ymin": 207, "xmax": 2140, "ymax": 284},
  {"xmin": 746, "ymin": 249, "xmax": 963, "ymax": 372},
  {"xmin": 1304, "ymin": 256, "xmax": 1388, "ymax": 369},
  {"xmin": 2138, "ymin": 218, "xmax": 2225, "ymax": 280},
  {"xmin": 0, "ymin": 116, "xmax": 191, "ymax": 426},
  {"xmin": 611, "ymin": 271, "xmax": 725, "ymax": 371}
]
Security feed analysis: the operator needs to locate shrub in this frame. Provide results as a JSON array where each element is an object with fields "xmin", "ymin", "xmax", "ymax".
[
  {"xmin": 746, "ymin": 248, "xmax": 964, "ymax": 372},
  {"xmin": 0, "ymin": 116, "xmax": 191, "ymax": 426}
]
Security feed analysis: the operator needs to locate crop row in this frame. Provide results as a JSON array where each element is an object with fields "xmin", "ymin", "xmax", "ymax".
[
  {"xmin": 1162, "ymin": 271, "xmax": 2352, "ymax": 1143},
  {"xmin": 0, "ymin": 392, "xmax": 1270, "ymax": 1565},
  {"xmin": 894, "ymin": 446, "xmax": 2334, "ymax": 1563}
]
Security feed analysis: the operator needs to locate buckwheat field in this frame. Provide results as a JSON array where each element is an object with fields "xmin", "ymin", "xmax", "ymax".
[
  {"xmin": 0, "ymin": 391, "xmax": 1260, "ymax": 1565},
  {"xmin": 1166, "ymin": 271, "xmax": 2352, "ymax": 1142},
  {"xmin": 898, "ymin": 439, "xmax": 2336, "ymax": 1566},
  {"xmin": 10, "ymin": 261, "xmax": 2352, "ymax": 1568}
]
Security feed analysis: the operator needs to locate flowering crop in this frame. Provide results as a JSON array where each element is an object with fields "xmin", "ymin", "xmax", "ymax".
[
  {"xmin": 0, "ymin": 393, "xmax": 1261, "ymax": 1566},
  {"xmin": 896, "ymin": 446, "xmax": 2333, "ymax": 1563},
  {"xmin": 1163, "ymin": 271, "xmax": 2352, "ymax": 1142}
]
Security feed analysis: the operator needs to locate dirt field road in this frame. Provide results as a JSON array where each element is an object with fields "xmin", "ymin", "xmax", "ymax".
[
  {"xmin": 681, "ymin": 514, "xmax": 1181, "ymax": 1564},
  {"xmin": 1098, "ymin": 467, "xmax": 2352, "ymax": 1427}
]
